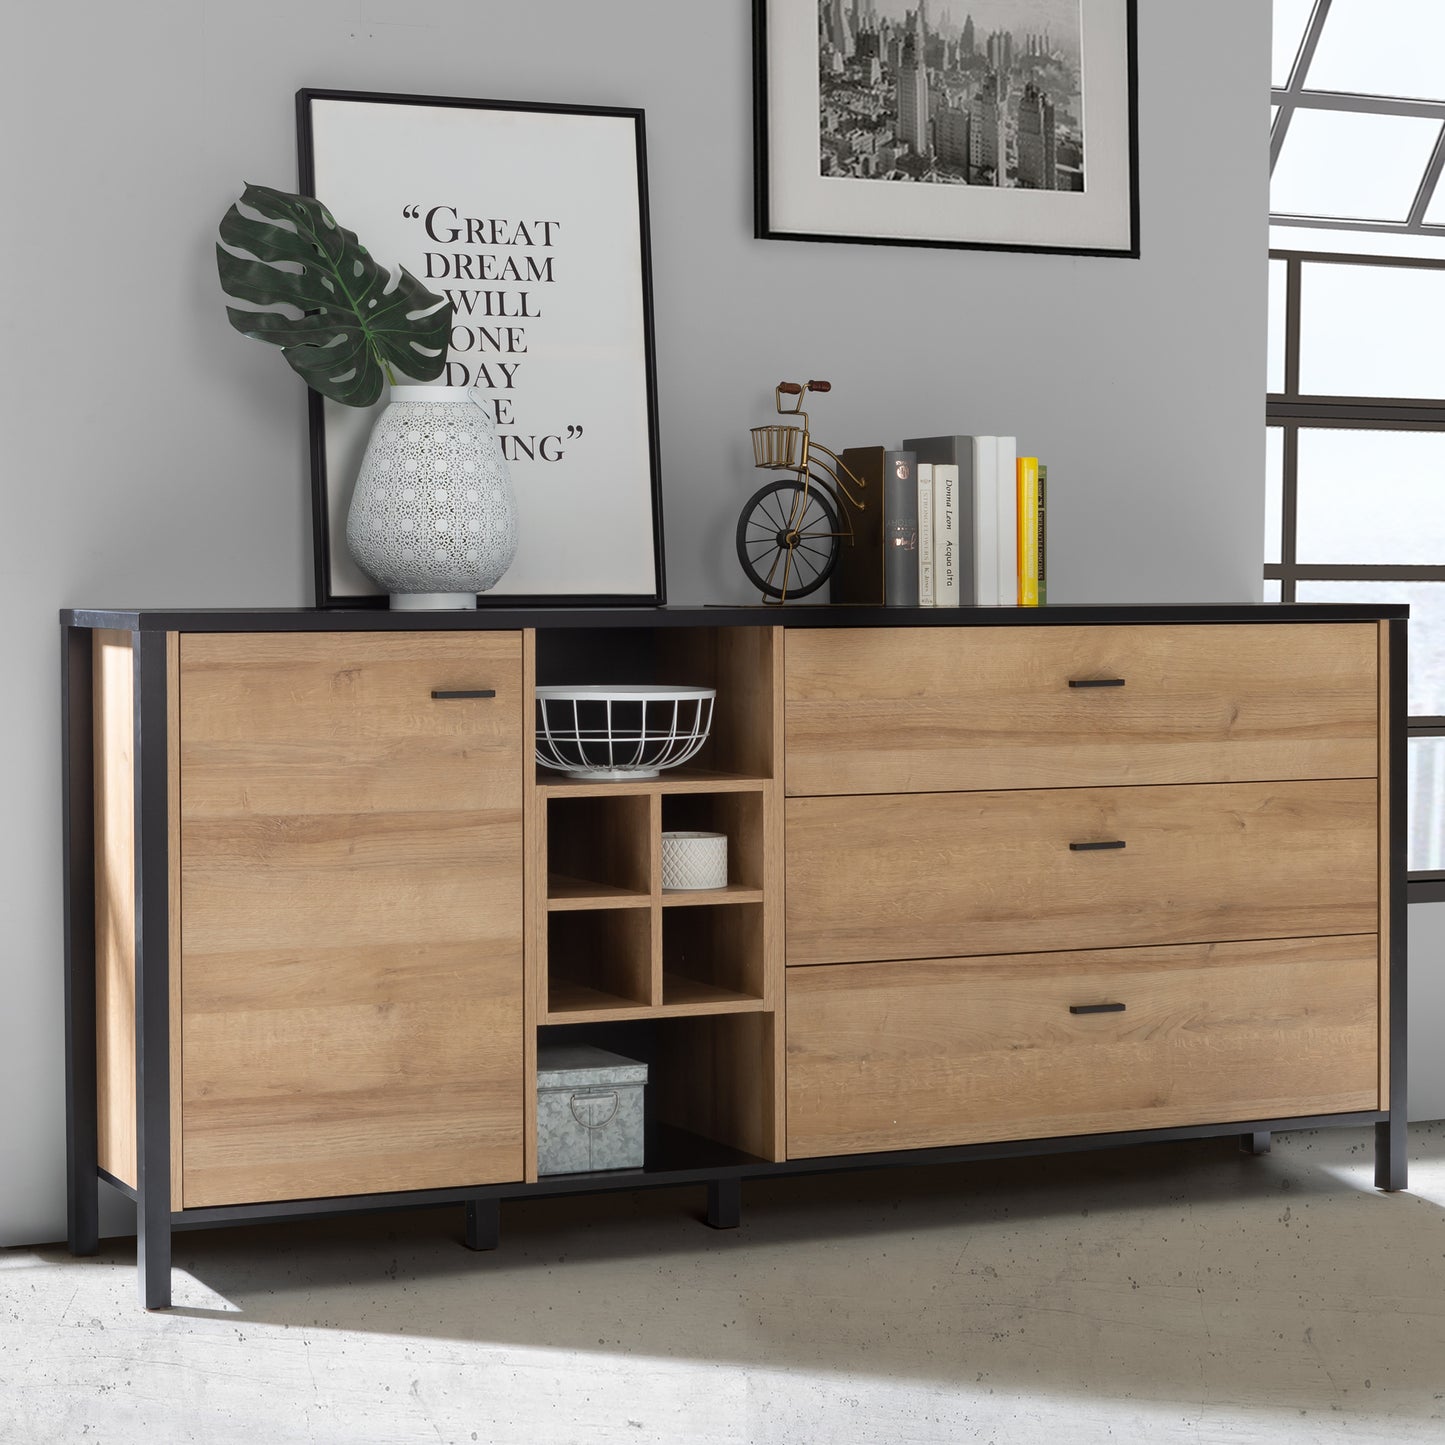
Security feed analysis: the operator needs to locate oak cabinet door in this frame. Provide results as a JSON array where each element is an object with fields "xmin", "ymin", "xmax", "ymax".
[{"xmin": 178, "ymin": 633, "xmax": 525, "ymax": 1207}]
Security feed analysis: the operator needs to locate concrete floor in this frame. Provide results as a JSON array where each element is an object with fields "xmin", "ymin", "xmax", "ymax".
[{"xmin": 3, "ymin": 1124, "xmax": 1444, "ymax": 1445}]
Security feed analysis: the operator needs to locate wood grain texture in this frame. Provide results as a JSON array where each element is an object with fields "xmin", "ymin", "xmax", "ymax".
[
  {"xmin": 786, "ymin": 935, "xmax": 1381, "ymax": 1158},
  {"xmin": 546, "ymin": 907, "xmax": 654, "ymax": 1014},
  {"xmin": 549, "ymin": 792, "xmax": 653, "ymax": 896},
  {"xmin": 661, "ymin": 790, "xmax": 766, "ymax": 891},
  {"xmin": 657, "ymin": 1013, "xmax": 778, "ymax": 1160},
  {"xmin": 785, "ymin": 624, "xmax": 1379, "ymax": 796},
  {"xmin": 541, "ymin": 987, "xmax": 766, "ymax": 1023},
  {"xmin": 786, "ymin": 779, "xmax": 1379, "ymax": 966},
  {"xmin": 179, "ymin": 632, "xmax": 526, "ymax": 1207},
  {"xmin": 658, "ymin": 626, "xmax": 778, "ymax": 780},
  {"xmin": 93, "ymin": 630, "xmax": 136, "ymax": 1188},
  {"xmin": 662, "ymin": 903, "xmax": 765, "ymax": 1002},
  {"xmin": 538, "ymin": 771, "xmax": 769, "ymax": 798}
]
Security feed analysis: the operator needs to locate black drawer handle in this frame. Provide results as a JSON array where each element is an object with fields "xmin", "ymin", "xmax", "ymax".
[
  {"xmin": 1069, "ymin": 840, "xmax": 1127, "ymax": 852},
  {"xmin": 1070, "ymin": 1002, "xmax": 1126, "ymax": 1015},
  {"xmin": 431, "ymin": 689, "xmax": 497, "ymax": 700},
  {"xmin": 1068, "ymin": 678, "xmax": 1126, "ymax": 688}
]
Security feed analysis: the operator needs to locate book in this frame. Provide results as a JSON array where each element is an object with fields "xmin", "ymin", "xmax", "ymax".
[
  {"xmin": 1037, "ymin": 462, "xmax": 1047, "ymax": 606},
  {"xmin": 1017, "ymin": 455, "xmax": 1040, "ymax": 607},
  {"xmin": 832, "ymin": 446, "xmax": 918, "ymax": 606},
  {"xmin": 934, "ymin": 462, "xmax": 961, "ymax": 608},
  {"xmin": 901, "ymin": 435, "xmax": 977, "ymax": 604},
  {"xmin": 884, "ymin": 450, "xmax": 920, "ymax": 606},
  {"xmin": 972, "ymin": 436, "xmax": 999, "ymax": 607},
  {"xmin": 830, "ymin": 445, "xmax": 884, "ymax": 605},
  {"xmin": 917, "ymin": 464, "xmax": 935, "ymax": 606},
  {"xmin": 995, "ymin": 436, "xmax": 1017, "ymax": 606}
]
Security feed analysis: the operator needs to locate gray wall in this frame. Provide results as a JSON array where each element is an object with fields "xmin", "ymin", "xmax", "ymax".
[{"xmin": 0, "ymin": 0, "xmax": 1322, "ymax": 1248}]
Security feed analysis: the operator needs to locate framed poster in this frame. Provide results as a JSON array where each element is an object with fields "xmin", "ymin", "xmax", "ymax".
[
  {"xmin": 298, "ymin": 88, "xmax": 666, "ymax": 606},
  {"xmin": 755, "ymin": 0, "xmax": 1138, "ymax": 257}
]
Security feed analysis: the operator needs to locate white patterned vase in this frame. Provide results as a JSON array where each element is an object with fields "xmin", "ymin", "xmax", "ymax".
[{"xmin": 346, "ymin": 385, "xmax": 518, "ymax": 610}]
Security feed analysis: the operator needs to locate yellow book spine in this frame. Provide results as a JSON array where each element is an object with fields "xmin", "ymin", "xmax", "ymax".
[{"xmin": 1017, "ymin": 456, "xmax": 1039, "ymax": 606}]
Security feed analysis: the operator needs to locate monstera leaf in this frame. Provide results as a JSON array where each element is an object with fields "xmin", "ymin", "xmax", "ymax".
[{"xmin": 217, "ymin": 182, "xmax": 451, "ymax": 407}]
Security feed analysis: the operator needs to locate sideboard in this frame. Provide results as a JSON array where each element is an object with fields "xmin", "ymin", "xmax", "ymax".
[{"xmin": 60, "ymin": 603, "xmax": 1407, "ymax": 1309}]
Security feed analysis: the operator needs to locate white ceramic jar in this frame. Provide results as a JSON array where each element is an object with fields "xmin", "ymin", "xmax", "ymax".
[
  {"xmin": 661, "ymin": 831, "xmax": 729, "ymax": 891},
  {"xmin": 346, "ymin": 385, "xmax": 518, "ymax": 609}
]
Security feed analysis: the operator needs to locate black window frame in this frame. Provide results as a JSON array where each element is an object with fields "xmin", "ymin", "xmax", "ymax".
[{"xmin": 1267, "ymin": 247, "xmax": 1445, "ymax": 901}]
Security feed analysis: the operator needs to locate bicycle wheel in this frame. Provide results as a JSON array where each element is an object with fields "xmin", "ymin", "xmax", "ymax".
[{"xmin": 735, "ymin": 479, "xmax": 840, "ymax": 600}]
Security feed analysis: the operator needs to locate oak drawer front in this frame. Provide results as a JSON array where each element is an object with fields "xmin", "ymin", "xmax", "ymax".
[
  {"xmin": 785, "ymin": 779, "xmax": 1377, "ymax": 966},
  {"xmin": 784, "ymin": 624, "xmax": 1378, "ymax": 796},
  {"xmin": 785, "ymin": 936, "xmax": 1380, "ymax": 1159},
  {"xmin": 179, "ymin": 632, "xmax": 527, "ymax": 1208}
]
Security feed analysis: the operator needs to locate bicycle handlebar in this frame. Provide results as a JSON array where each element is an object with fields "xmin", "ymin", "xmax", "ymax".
[
  {"xmin": 778, "ymin": 382, "xmax": 804, "ymax": 394},
  {"xmin": 807, "ymin": 380, "xmax": 832, "ymax": 392}
]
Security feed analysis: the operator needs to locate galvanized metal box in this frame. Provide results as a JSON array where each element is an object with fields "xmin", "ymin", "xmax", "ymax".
[{"xmin": 536, "ymin": 1044, "xmax": 648, "ymax": 1176}]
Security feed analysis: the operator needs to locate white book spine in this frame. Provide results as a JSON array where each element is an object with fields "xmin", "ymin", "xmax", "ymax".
[
  {"xmin": 995, "ymin": 436, "xmax": 1018, "ymax": 606},
  {"xmin": 917, "ymin": 465, "xmax": 935, "ymax": 607},
  {"xmin": 972, "ymin": 437, "xmax": 999, "ymax": 606},
  {"xmin": 934, "ymin": 463, "xmax": 960, "ymax": 608}
]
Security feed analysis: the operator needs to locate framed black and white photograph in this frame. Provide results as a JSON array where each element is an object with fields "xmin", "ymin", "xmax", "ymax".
[
  {"xmin": 298, "ymin": 88, "xmax": 666, "ymax": 607},
  {"xmin": 755, "ymin": 0, "xmax": 1138, "ymax": 256}
]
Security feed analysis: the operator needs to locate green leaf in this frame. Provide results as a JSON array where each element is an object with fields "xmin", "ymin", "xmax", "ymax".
[{"xmin": 216, "ymin": 182, "xmax": 452, "ymax": 407}]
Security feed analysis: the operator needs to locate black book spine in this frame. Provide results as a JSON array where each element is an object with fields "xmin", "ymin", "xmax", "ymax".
[
  {"xmin": 884, "ymin": 451, "xmax": 919, "ymax": 606},
  {"xmin": 1038, "ymin": 463, "xmax": 1047, "ymax": 606}
]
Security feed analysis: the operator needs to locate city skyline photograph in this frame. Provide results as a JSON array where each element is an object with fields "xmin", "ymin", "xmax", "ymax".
[
  {"xmin": 818, "ymin": 0, "xmax": 1087, "ymax": 192},
  {"xmin": 867, "ymin": 0, "xmax": 1082, "ymax": 58}
]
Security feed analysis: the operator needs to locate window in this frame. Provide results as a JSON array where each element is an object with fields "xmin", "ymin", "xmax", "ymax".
[{"xmin": 1269, "ymin": 0, "xmax": 1445, "ymax": 897}]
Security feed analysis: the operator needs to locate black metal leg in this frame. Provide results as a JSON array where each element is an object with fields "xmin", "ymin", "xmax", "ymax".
[
  {"xmin": 62, "ymin": 626, "xmax": 99, "ymax": 1257},
  {"xmin": 1377, "ymin": 618, "xmax": 1408, "ymax": 1196},
  {"xmin": 134, "ymin": 633, "xmax": 172, "ymax": 1309},
  {"xmin": 137, "ymin": 1195, "xmax": 172, "ymax": 1309},
  {"xmin": 1238, "ymin": 1131, "xmax": 1271, "ymax": 1156},
  {"xmin": 706, "ymin": 1177, "xmax": 741, "ymax": 1230},
  {"xmin": 464, "ymin": 1198, "xmax": 500, "ymax": 1251},
  {"xmin": 1375, "ymin": 1117, "xmax": 1408, "ymax": 1192}
]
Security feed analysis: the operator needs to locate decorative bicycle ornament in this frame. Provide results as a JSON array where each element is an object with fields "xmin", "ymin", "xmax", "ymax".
[
  {"xmin": 736, "ymin": 380, "xmax": 866, "ymax": 603},
  {"xmin": 535, "ymin": 685, "xmax": 716, "ymax": 780}
]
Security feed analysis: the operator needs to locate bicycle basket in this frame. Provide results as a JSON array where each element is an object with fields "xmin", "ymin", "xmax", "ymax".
[{"xmin": 750, "ymin": 424, "xmax": 804, "ymax": 470}]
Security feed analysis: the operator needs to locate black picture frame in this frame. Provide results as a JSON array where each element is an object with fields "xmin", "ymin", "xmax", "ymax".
[
  {"xmin": 754, "ymin": 0, "xmax": 1140, "ymax": 259},
  {"xmin": 297, "ymin": 87, "xmax": 667, "ymax": 608}
]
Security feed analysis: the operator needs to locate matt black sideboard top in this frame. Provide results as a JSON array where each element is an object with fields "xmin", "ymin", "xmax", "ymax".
[{"xmin": 60, "ymin": 602, "xmax": 1409, "ymax": 634}]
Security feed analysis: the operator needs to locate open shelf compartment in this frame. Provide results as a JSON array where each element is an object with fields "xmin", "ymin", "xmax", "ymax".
[
  {"xmin": 546, "ymin": 792, "xmax": 652, "ymax": 908},
  {"xmin": 533, "ymin": 625, "xmax": 779, "ymax": 787},
  {"xmin": 545, "ymin": 907, "xmax": 653, "ymax": 1017},
  {"xmin": 660, "ymin": 790, "xmax": 765, "ymax": 904},
  {"xmin": 536, "ymin": 1015, "xmax": 781, "ymax": 1167},
  {"xmin": 662, "ymin": 903, "xmax": 765, "ymax": 1009}
]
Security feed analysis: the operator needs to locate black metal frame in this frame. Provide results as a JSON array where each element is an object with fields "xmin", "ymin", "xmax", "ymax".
[
  {"xmin": 132, "ymin": 632, "xmax": 172, "ymax": 1308},
  {"xmin": 1267, "ymin": 248, "xmax": 1443, "ymax": 896},
  {"xmin": 1270, "ymin": 0, "xmax": 1445, "ymax": 241},
  {"xmin": 1378, "ymin": 617, "xmax": 1409, "ymax": 1189},
  {"xmin": 753, "ymin": 0, "xmax": 1140, "ymax": 258},
  {"xmin": 295, "ymin": 88, "xmax": 667, "ymax": 611},
  {"xmin": 61, "ymin": 605, "xmax": 1410, "ymax": 1311},
  {"xmin": 62, "ymin": 626, "xmax": 98, "ymax": 1261}
]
